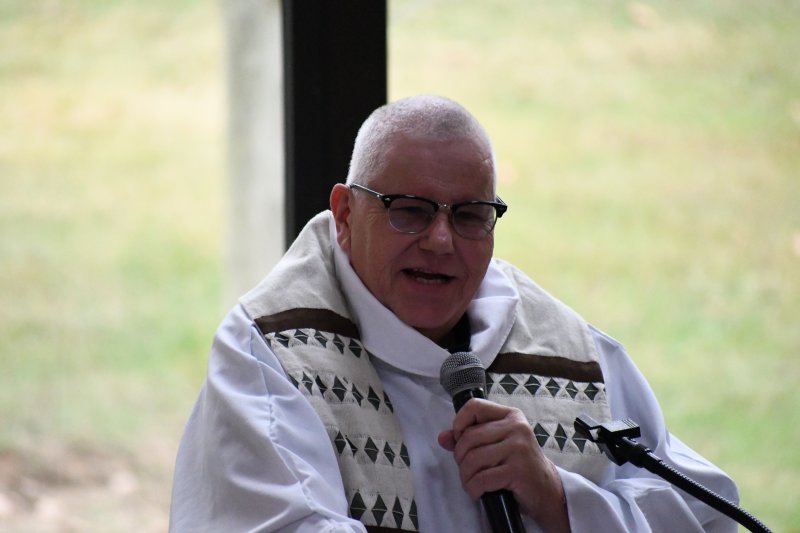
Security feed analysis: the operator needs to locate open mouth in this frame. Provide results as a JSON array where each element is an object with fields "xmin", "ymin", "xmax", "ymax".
[{"xmin": 402, "ymin": 268, "xmax": 455, "ymax": 285}]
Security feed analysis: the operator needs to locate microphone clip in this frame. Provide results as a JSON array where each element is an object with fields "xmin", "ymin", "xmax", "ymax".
[{"xmin": 573, "ymin": 415, "xmax": 650, "ymax": 467}]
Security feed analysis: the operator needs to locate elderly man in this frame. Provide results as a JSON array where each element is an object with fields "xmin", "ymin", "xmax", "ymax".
[{"xmin": 170, "ymin": 95, "xmax": 738, "ymax": 532}]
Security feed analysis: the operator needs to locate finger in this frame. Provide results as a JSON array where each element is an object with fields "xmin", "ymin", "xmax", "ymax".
[
  {"xmin": 452, "ymin": 421, "xmax": 506, "ymax": 464},
  {"xmin": 451, "ymin": 398, "xmax": 513, "ymax": 440},
  {"xmin": 452, "ymin": 410, "xmax": 529, "ymax": 463},
  {"xmin": 461, "ymin": 463, "xmax": 516, "ymax": 500},
  {"xmin": 437, "ymin": 429, "xmax": 456, "ymax": 451},
  {"xmin": 456, "ymin": 435, "xmax": 507, "ymax": 482}
]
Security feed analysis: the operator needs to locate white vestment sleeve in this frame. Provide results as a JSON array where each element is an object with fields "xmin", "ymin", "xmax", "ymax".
[
  {"xmin": 169, "ymin": 305, "xmax": 367, "ymax": 533},
  {"xmin": 561, "ymin": 326, "xmax": 740, "ymax": 532}
]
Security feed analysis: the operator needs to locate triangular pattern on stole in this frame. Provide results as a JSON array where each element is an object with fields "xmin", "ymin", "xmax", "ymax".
[
  {"xmin": 486, "ymin": 370, "xmax": 610, "ymax": 471},
  {"xmin": 262, "ymin": 326, "xmax": 419, "ymax": 531}
]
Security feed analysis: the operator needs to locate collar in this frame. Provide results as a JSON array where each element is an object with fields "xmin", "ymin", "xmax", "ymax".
[{"xmin": 328, "ymin": 212, "xmax": 519, "ymax": 378}]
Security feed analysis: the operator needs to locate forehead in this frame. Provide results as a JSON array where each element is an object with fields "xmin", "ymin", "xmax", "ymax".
[{"xmin": 370, "ymin": 133, "xmax": 495, "ymax": 200}]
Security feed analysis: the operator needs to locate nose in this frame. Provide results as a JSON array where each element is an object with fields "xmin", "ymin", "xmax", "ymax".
[{"xmin": 419, "ymin": 211, "xmax": 455, "ymax": 253}]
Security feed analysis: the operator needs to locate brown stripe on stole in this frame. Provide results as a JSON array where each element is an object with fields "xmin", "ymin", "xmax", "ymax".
[
  {"xmin": 489, "ymin": 353, "xmax": 604, "ymax": 383},
  {"xmin": 254, "ymin": 308, "xmax": 360, "ymax": 338}
]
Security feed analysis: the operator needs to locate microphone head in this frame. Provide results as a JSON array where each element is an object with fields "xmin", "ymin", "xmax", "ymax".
[{"xmin": 440, "ymin": 351, "xmax": 487, "ymax": 398}]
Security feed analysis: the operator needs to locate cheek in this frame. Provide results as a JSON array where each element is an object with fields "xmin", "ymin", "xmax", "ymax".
[
  {"xmin": 464, "ymin": 239, "xmax": 494, "ymax": 276},
  {"xmin": 349, "ymin": 231, "xmax": 398, "ymax": 290},
  {"xmin": 459, "ymin": 245, "xmax": 494, "ymax": 298}
]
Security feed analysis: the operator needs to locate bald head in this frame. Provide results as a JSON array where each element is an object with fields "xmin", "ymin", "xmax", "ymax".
[{"xmin": 346, "ymin": 95, "xmax": 496, "ymax": 191}]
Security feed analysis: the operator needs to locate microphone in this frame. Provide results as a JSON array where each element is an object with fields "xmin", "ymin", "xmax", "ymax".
[{"xmin": 440, "ymin": 352, "xmax": 527, "ymax": 533}]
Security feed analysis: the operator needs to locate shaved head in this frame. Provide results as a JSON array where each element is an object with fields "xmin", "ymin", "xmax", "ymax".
[{"xmin": 346, "ymin": 95, "xmax": 496, "ymax": 192}]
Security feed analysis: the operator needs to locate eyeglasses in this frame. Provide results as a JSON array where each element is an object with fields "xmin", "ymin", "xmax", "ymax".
[{"xmin": 349, "ymin": 183, "xmax": 508, "ymax": 240}]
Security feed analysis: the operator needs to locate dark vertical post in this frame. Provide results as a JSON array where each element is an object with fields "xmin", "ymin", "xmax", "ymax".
[{"xmin": 282, "ymin": 0, "xmax": 387, "ymax": 245}]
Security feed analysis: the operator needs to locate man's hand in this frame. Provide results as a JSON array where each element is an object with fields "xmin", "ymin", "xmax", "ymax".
[{"xmin": 437, "ymin": 398, "xmax": 570, "ymax": 533}]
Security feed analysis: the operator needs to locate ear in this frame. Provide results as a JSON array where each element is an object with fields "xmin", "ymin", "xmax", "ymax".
[{"xmin": 330, "ymin": 183, "xmax": 353, "ymax": 254}]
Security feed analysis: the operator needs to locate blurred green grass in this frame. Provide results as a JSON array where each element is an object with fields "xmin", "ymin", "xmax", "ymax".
[
  {"xmin": 1, "ymin": 0, "xmax": 798, "ymax": 530},
  {"xmin": 0, "ymin": 0, "xmax": 224, "ymax": 452}
]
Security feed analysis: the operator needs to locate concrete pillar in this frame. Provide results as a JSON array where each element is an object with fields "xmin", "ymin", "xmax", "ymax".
[{"xmin": 222, "ymin": 0, "xmax": 284, "ymax": 305}]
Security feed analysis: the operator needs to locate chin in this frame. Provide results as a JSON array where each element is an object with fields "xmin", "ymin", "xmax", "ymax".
[{"xmin": 401, "ymin": 312, "xmax": 459, "ymax": 341}]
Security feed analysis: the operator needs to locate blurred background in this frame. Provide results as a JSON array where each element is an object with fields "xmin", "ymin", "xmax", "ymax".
[{"xmin": 1, "ymin": 0, "xmax": 798, "ymax": 531}]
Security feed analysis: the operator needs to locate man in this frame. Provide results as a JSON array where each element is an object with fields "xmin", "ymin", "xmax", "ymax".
[{"xmin": 170, "ymin": 95, "xmax": 738, "ymax": 532}]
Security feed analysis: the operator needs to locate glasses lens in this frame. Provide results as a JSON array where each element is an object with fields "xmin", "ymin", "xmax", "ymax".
[
  {"xmin": 388, "ymin": 198, "xmax": 436, "ymax": 233},
  {"xmin": 453, "ymin": 204, "xmax": 497, "ymax": 239}
]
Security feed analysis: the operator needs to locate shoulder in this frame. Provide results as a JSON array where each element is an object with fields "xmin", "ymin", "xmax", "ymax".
[
  {"xmin": 587, "ymin": 324, "xmax": 627, "ymax": 357},
  {"xmin": 489, "ymin": 259, "xmax": 603, "ymax": 364},
  {"xmin": 491, "ymin": 259, "xmax": 580, "ymax": 320}
]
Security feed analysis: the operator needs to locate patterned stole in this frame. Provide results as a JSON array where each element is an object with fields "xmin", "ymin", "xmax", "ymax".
[
  {"xmin": 486, "ymin": 353, "xmax": 609, "ymax": 484},
  {"xmin": 254, "ymin": 311, "xmax": 612, "ymax": 532},
  {"xmin": 256, "ymin": 309, "xmax": 419, "ymax": 532}
]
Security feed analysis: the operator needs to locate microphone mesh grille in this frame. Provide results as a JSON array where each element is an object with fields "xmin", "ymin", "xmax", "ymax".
[{"xmin": 439, "ymin": 351, "xmax": 487, "ymax": 397}]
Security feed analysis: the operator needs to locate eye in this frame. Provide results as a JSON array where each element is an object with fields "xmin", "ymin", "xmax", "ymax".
[
  {"xmin": 393, "ymin": 204, "xmax": 430, "ymax": 215},
  {"xmin": 390, "ymin": 198, "xmax": 436, "ymax": 217},
  {"xmin": 454, "ymin": 204, "xmax": 493, "ymax": 227}
]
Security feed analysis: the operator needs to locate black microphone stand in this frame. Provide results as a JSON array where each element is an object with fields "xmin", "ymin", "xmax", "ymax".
[{"xmin": 574, "ymin": 415, "xmax": 773, "ymax": 533}]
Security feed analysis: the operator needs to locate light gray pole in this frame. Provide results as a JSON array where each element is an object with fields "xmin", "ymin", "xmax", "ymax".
[{"xmin": 222, "ymin": 0, "xmax": 284, "ymax": 306}]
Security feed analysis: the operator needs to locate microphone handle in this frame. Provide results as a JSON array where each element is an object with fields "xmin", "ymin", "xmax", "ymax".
[
  {"xmin": 453, "ymin": 387, "xmax": 485, "ymax": 411},
  {"xmin": 482, "ymin": 491, "xmax": 526, "ymax": 533},
  {"xmin": 452, "ymin": 389, "xmax": 527, "ymax": 533}
]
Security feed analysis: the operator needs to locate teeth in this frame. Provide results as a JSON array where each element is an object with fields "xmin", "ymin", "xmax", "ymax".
[
  {"xmin": 405, "ymin": 268, "xmax": 451, "ymax": 284},
  {"xmin": 414, "ymin": 276, "xmax": 445, "ymax": 285}
]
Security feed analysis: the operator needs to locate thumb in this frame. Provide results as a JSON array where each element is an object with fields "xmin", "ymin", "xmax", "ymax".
[{"xmin": 437, "ymin": 430, "xmax": 456, "ymax": 451}]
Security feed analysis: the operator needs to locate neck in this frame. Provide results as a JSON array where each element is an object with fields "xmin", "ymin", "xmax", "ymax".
[{"xmin": 430, "ymin": 313, "xmax": 471, "ymax": 353}]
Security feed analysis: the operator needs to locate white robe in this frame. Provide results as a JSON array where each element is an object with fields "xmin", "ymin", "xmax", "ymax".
[{"xmin": 170, "ymin": 218, "xmax": 739, "ymax": 533}]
